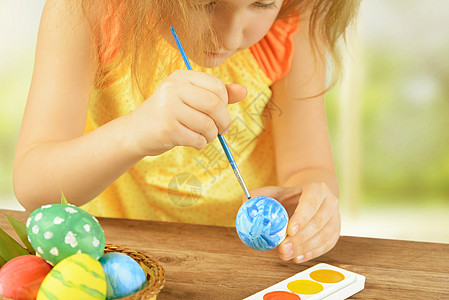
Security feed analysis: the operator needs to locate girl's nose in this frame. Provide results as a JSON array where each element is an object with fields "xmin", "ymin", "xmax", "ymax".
[{"xmin": 217, "ymin": 14, "xmax": 243, "ymax": 52}]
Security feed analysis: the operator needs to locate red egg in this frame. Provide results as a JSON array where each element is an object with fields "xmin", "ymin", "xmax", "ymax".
[{"xmin": 0, "ymin": 255, "xmax": 52, "ymax": 300}]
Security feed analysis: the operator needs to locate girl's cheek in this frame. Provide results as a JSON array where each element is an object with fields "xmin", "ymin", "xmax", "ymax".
[
  {"xmin": 242, "ymin": 8, "xmax": 281, "ymax": 48},
  {"xmin": 243, "ymin": 21, "xmax": 276, "ymax": 48}
]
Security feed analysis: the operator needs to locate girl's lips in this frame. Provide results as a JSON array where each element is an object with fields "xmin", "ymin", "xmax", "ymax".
[{"xmin": 205, "ymin": 51, "xmax": 231, "ymax": 58}]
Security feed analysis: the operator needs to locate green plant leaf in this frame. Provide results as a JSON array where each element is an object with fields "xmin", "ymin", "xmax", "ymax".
[
  {"xmin": 0, "ymin": 254, "xmax": 6, "ymax": 267},
  {"xmin": 0, "ymin": 227, "xmax": 29, "ymax": 261},
  {"xmin": 3, "ymin": 214, "xmax": 35, "ymax": 255},
  {"xmin": 61, "ymin": 191, "xmax": 68, "ymax": 205}
]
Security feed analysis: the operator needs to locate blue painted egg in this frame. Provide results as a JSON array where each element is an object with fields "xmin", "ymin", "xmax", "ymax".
[
  {"xmin": 99, "ymin": 252, "xmax": 147, "ymax": 299},
  {"xmin": 236, "ymin": 196, "xmax": 288, "ymax": 251}
]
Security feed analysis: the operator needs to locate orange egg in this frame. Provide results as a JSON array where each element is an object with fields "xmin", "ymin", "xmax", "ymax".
[{"xmin": 0, "ymin": 255, "xmax": 52, "ymax": 300}]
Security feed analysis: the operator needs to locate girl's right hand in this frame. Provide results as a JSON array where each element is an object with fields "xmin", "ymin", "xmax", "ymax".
[{"xmin": 128, "ymin": 69, "xmax": 247, "ymax": 156}]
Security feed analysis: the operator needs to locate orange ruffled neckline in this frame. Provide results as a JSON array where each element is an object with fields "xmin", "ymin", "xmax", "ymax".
[{"xmin": 249, "ymin": 16, "xmax": 300, "ymax": 83}]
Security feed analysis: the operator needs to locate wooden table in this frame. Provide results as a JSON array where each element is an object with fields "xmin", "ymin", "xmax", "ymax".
[{"xmin": 1, "ymin": 209, "xmax": 449, "ymax": 299}]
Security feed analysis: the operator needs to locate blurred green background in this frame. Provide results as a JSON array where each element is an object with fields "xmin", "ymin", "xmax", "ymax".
[{"xmin": 1, "ymin": 1, "xmax": 448, "ymax": 243}]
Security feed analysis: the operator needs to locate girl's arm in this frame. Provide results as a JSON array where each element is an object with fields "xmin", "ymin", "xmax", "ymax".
[
  {"xmin": 269, "ymin": 12, "xmax": 341, "ymax": 263},
  {"xmin": 13, "ymin": 0, "xmax": 144, "ymax": 211},
  {"xmin": 14, "ymin": 0, "xmax": 246, "ymax": 211},
  {"xmin": 271, "ymin": 15, "xmax": 338, "ymax": 196}
]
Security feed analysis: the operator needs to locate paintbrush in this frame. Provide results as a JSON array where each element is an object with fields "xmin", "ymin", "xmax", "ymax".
[{"xmin": 170, "ymin": 26, "xmax": 251, "ymax": 200}]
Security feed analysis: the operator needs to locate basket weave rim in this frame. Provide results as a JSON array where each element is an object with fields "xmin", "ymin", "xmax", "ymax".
[{"xmin": 104, "ymin": 243, "xmax": 166, "ymax": 299}]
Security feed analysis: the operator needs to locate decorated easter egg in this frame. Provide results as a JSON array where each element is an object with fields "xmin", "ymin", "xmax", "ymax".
[
  {"xmin": 0, "ymin": 255, "xmax": 52, "ymax": 300},
  {"xmin": 36, "ymin": 253, "xmax": 106, "ymax": 300},
  {"xmin": 26, "ymin": 204, "xmax": 105, "ymax": 265},
  {"xmin": 99, "ymin": 252, "xmax": 147, "ymax": 299},
  {"xmin": 236, "ymin": 196, "xmax": 288, "ymax": 251}
]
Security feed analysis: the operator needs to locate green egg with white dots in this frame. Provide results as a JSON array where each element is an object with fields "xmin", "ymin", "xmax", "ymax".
[{"xmin": 26, "ymin": 204, "xmax": 105, "ymax": 266}]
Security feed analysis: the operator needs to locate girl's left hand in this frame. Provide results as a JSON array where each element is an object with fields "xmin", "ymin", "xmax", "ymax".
[{"xmin": 242, "ymin": 183, "xmax": 341, "ymax": 263}]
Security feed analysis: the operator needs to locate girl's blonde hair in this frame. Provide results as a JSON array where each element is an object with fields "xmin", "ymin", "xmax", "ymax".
[{"xmin": 79, "ymin": 0, "xmax": 360, "ymax": 99}]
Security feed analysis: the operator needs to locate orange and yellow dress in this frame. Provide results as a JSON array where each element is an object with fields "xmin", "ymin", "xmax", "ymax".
[{"xmin": 81, "ymin": 13, "xmax": 300, "ymax": 227}]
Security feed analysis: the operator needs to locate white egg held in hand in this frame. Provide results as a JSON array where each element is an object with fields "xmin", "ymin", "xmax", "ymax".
[
  {"xmin": 26, "ymin": 204, "xmax": 105, "ymax": 266},
  {"xmin": 99, "ymin": 252, "xmax": 147, "ymax": 299}
]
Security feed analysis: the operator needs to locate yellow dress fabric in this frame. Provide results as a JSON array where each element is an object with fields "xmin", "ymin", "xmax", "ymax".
[{"xmin": 81, "ymin": 21, "xmax": 298, "ymax": 227}]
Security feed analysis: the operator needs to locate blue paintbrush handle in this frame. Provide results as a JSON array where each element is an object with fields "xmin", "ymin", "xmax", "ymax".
[
  {"xmin": 170, "ymin": 26, "xmax": 251, "ymax": 200},
  {"xmin": 170, "ymin": 26, "xmax": 193, "ymax": 70}
]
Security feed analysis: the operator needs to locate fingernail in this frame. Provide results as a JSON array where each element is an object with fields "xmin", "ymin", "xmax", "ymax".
[
  {"xmin": 291, "ymin": 224, "xmax": 299, "ymax": 235},
  {"xmin": 223, "ymin": 128, "xmax": 229, "ymax": 135},
  {"xmin": 285, "ymin": 250, "xmax": 294, "ymax": 259},
  {"xmin": 284, "ymin": 243, "xmax": 292, "ymax": 252},
  {"xmin": 295, "ymin": 255, "xmax": 304, "ymax": 262}
]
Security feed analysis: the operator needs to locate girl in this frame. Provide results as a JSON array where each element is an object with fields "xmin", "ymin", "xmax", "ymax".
[{"xmin": 13, "ymin": 0, "xmax": 359, "ymax": 264}]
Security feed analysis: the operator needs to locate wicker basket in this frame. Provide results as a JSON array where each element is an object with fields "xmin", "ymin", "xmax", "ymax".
[
  {"xmin": 104, "ymin": 244, "xmax": 165, "ymax": 299},
  {"xmin": 0, "ymin": 244, "xmax": 165, "ymax": 300}
]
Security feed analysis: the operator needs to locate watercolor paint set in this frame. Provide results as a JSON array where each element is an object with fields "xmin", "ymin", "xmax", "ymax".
[{"xmin": 244, "ymin": 263, "xmax": 365, "ymax": 300}]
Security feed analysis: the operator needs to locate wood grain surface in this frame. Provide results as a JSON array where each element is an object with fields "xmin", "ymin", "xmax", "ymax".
[{"xmin": 1, "ymin": 209, "xmax": 448, "ymax": 299}]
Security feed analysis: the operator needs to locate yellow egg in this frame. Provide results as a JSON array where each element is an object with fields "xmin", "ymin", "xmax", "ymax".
[{"xmin": 37, "ymin": 253, "xmax": 106, "ymax": 300}]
